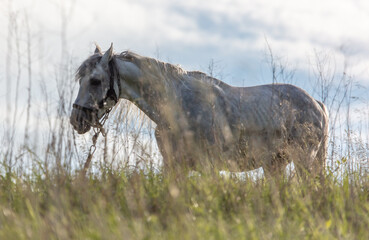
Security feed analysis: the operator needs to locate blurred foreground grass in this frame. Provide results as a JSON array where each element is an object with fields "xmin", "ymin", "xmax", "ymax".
[{"xmin": 0, "ymin": 165, "xmax": 368, "ymax": 240}]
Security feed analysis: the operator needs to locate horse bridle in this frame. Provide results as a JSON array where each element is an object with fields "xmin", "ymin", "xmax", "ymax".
[
  {"xmin": 73, "ymin": 56, "xmax": 122, "ymax": 175},
  {"xmin": 72, "ymin": 58, "xmax": 121, "ymax": 116}
]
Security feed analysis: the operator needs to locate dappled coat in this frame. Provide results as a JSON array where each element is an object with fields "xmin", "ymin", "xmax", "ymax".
[{"xmin": 71, "ymin": 45, "xmax": 329, "ymax": 176}]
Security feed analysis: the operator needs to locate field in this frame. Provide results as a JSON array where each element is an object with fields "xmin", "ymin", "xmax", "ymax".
[
  {"xmin": 1, "ymin": 46, "xmax": 369, "ymax": 239},
  {"xmin": 0, "ymin": 160, "xmax": 368, "ymax": 239},
  {"xmin": 1, "ymin": 45, "xmax": 369, "ymax": 239},
  {"xmin": 1, "ymin": 6, "xmax": 369, "ymax": 238}
]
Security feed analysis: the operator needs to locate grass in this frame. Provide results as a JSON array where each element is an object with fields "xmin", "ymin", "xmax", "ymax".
[
  {"xmin": 0, "ymin": 163, "xmax": 368, "ymax": 239},
  {"xmin": 2, "ymin": 3, "xmax": 369, "ymax": 238}
]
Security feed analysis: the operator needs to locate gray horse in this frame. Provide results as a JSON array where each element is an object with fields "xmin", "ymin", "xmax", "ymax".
[{"xmin": 70, "ymin": 44, "xmax": 329, "ymax": 177}]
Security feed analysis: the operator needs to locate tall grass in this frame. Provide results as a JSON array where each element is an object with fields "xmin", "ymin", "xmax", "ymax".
[
  {"xmin": 1, "ymin": 4, "xmax": 369, "ymax": 239},
  {"xmin": 0, "ymin": 164, "xmax": 368, "ymax": 239}
]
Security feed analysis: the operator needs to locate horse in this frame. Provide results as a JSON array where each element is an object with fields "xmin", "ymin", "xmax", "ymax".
[{"xmin": 70, "ymin": 44, "xmax": 329, "ymax": 178}]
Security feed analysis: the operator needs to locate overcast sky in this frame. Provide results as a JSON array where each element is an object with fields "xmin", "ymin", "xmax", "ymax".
[
  {"xmin": 1, "ymin": 0, "xmax": 369, "ymax": 168},
  {"xmin": 1, "ymin": 0, "xmax": 369, "ymax": 137},
  {"xmin": 1, "ymin": 0, "xmax": 369, "ymax": 87}
]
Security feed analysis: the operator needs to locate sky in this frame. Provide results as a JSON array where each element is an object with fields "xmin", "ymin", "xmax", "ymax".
[
  {"xmin": 1, "ymin": 0, "xmax": 369, "ymax": 88},
  {"xmin": 1, "ymin": 0, "xmax": 369, "ymax": 156}
]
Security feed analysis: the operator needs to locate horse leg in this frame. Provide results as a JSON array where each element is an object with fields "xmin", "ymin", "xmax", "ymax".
[
  {"xmin": 293, "ymin": 144, "xmax": 320, "ymax": 182},
  {"xmin": 155, "ymin": 128, "xmax": 171, "ymax": 173},
  {"xmin": 313, "ymin": 140, "xmax": 327, "ymax": 182},
  {"xmin": 291, "ymin": 124, "xmax": 327, "ymax": 182},
  {"xmin": 155, "ymin": 128, "xmax": 192, "ymax": 177},
  {"xmin": 263, "ymin": 152, "xmax": 288, "ymax": 180}
]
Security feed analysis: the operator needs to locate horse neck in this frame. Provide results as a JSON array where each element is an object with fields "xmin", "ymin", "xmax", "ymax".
[{"xmin": 115, "ymin": 58, "xmax": 177, "ymax": 128}]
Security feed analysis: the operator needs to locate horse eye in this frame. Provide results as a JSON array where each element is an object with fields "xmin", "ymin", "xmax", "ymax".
[{"xmin": 90, "ymin": 78, "xmax": 101, "ymax": 86}]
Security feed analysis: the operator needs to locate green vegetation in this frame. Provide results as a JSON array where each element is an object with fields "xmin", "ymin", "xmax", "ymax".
[
  {"xmin": 1, "ymin": 36, "xmax": 367, "ymax": 240},
  {"xmin": 0, "ymin": 164, "xmax": 368, "ymax": 239},
  {"xmin": 2, "ymin": 5, "xmax": 368, "ymax": 238}
]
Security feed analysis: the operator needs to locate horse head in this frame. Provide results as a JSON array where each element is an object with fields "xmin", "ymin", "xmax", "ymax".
[{"xmin": 70, "ymin": 44, "xmax": 120, "ymax": 134}]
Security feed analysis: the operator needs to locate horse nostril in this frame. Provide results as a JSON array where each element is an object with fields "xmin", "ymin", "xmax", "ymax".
[
  {"xmin": 70, "ymin": 108, "xmax": 92, "ymax": 133},
  {"xmin": 70, "ymin": 109, "xmax": 80, "ymax": 125},
  {"xmin": 70, "ymin": 115, "xmax": 77, "ymax": 127}
]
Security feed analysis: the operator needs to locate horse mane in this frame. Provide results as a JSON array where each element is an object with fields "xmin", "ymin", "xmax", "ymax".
[
  {"xmin": 116, "ymin": 51, "xmax": 229, "ymax": 88},
  {"xmin": 75, "ymin": 54, "xmax": 102, "ymax": 82},
  {"xmin": 76, "ymin": 50, "xmax": 229, "ymax": 89},
  {"xmin": 117, "ymin": 51, "xmax": 187, "ymax": 78},
  {"xmin": 186, "ymin": 71, "xmax": 228, "ymax": 88}
]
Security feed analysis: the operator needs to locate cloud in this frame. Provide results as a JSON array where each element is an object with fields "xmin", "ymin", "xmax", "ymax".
[
  {"xmin": 1, "ymin": 0, "xmax": 369, "ymax": 87},
  {"xmin": 1, "ymin": 0, "xmax": 369, "ymax": 163}
]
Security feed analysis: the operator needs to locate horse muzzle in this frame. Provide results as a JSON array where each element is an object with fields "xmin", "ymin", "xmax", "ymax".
[{"xmin": 70, "ymin": 107, "xmax": 97, "ymax": 134}]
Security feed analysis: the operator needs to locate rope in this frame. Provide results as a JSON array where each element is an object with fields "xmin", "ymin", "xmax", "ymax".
[
  {"xmin": 81, "ymin": 108, "xmax": 111, "ymax": 176},
  {"xmin": 79, "ymin": 58, "xmax": 119, "ymax": 177}
]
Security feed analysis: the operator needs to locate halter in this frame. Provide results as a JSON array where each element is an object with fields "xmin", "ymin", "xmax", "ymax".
[
  {"xmin": 106, "ymin": 57, "xmax": 121, "ymax": 105},
  {"xmin": 76, "ymin": 58, "xmax": 121, "ymax": 176},
  {"xmin": 72, "ymin": 57, "xmax": 121, "ymax": 114}
]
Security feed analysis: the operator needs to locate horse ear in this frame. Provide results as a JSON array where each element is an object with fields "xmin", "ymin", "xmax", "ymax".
[
  {"xmin": 101, "ymin": 43, "xmax": 114, "ymax": 66},
  {"xmin": 94, "ymin": 43, "xmax": 102, "ymax": 55}
]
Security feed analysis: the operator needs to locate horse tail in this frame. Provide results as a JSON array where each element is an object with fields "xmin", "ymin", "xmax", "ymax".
[
  {"xmin": 316, "ymin": 100, "xmax": 329, "ymax": 175},
  {"xmin": 316, "ymin": 100, "xmax": 329, "ymax": 118}
]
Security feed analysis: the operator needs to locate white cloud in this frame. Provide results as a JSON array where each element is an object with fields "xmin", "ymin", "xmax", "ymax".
[
  {"xmin": 0, "ymin": 0, "xmax": 368, "ymax": 86},
  {"xmin": 1, "ymin": 0, "xmax": 369, "ymax": 165}
]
